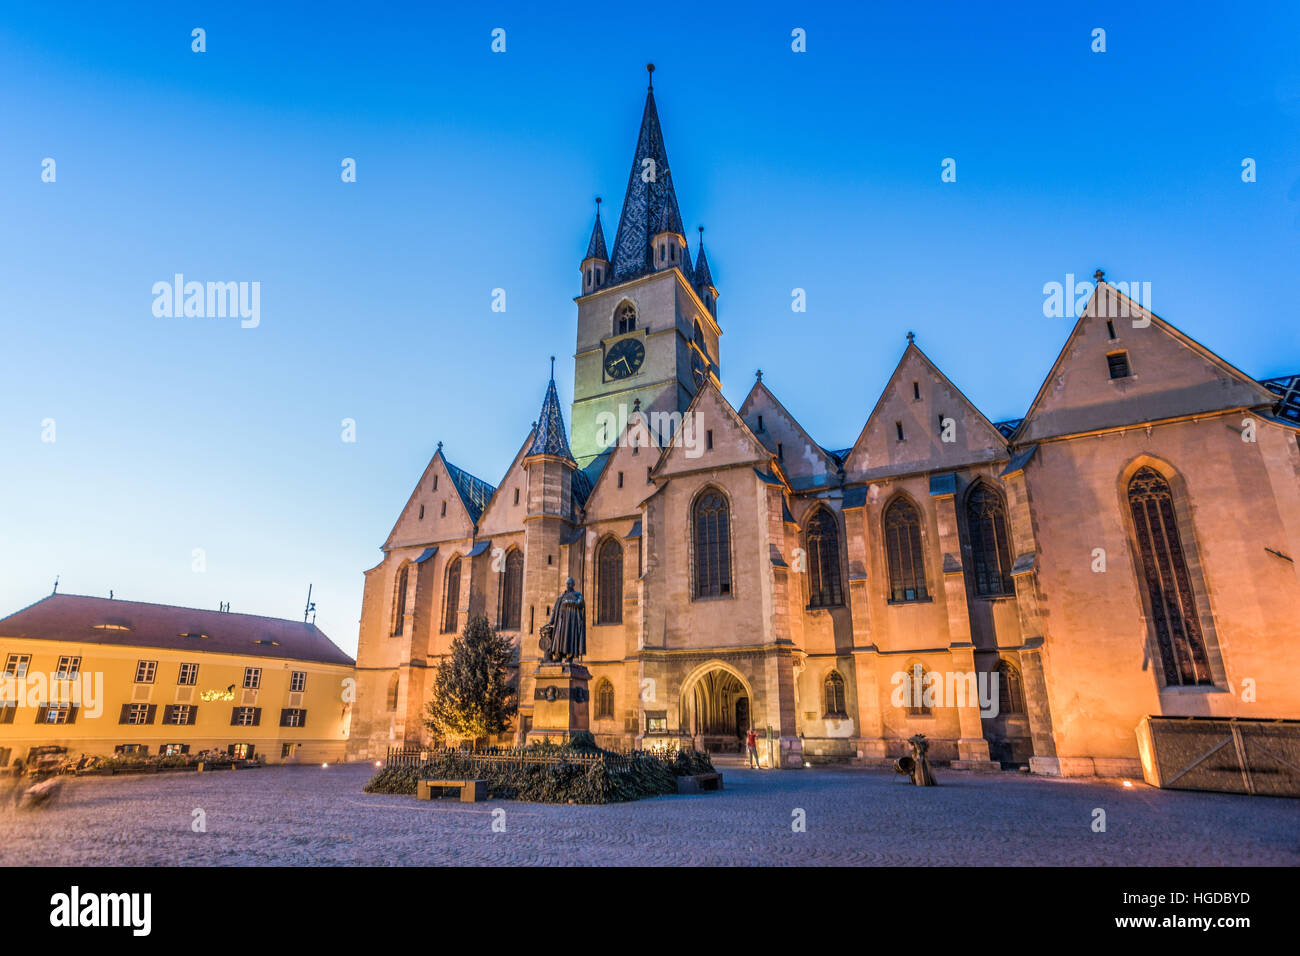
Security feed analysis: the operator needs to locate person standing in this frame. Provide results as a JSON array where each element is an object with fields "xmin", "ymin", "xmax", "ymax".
[{"xmin": 746, "ymin": 728, "xmax": 760, "ymax": 769}]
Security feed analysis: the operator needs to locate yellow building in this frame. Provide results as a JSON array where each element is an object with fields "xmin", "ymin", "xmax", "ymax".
[{"xmin": 0, "ymin": 593, "xmax": 355, "ymax": 766}]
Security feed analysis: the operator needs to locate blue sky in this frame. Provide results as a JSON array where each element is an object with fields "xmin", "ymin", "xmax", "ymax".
[{"xmin": 2, "ymin": 1, "xmax": 1298, "ymax": 654}]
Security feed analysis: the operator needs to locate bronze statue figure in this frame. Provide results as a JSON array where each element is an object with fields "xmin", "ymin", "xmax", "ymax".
[
  {"xmin": 539, "ymin": 577, "xmax": 586, "ymax": 662},
  {"xmin": 907, "ymin": 733, "xmax": 937, "ymax": 786}
]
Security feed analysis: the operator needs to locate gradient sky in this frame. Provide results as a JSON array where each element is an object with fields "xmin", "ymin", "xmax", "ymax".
[{"xmin": 2, "ymin": 2, "xmax": 1298, "ymax": 656}]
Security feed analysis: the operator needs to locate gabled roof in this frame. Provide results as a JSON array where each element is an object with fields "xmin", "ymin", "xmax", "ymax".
[
  {"xmin": 1016, "ymin": 279, "xmax": 1279, "ymax": 442},
  {"xmin": 843, "ymin": 337, "xmax": 1008, "ymax": 476},
  {"xmin": 442, "ymin": 451, "xmax": 497, "ymax": 524},
  {"xmin": 609, "ymin": 81, "xmax": 692, "ymax": 285},
  {"xmin": 0, "ymin": 594, "xmax": 354, "ymax": 666},
  {"xmin": 738, "ymin": 373, "xmax": 842, "ymax": 488},
  {"xmin": 652, "ymin": 378, "xmax": 771, "ymax": 479},
  {"xmin": 475, "ymin": 429, "xmax": 538, "ymax": 532}
]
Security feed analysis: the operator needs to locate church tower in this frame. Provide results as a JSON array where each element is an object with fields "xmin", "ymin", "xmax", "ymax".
[{"xmin": 569, "ymin": 65, "xmax": 722, "ymax": 466}]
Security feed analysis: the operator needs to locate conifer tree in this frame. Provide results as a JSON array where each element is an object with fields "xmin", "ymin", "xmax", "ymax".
[{"xmin": 424, "ymin": 614, "xmax": 517, "ymax": 743}]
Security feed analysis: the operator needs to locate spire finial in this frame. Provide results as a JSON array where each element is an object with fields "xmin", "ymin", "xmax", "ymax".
[
  {"xmin": 906, "ymin": 331, "xmax": 915, "ymax": 344},
  {"xmin": 595, "ymin": 196, "xmax": 602, "ymax": 215},
  {"xmin": 436, "ymin": 440, "xmax": 443, "ymax": 452},
  {"xmin": 549, "ymin": 355, "xmax": 555, "ymax": 380},
  {"xmin": 646, "ymin": 63, "xmax": 655, "ymax": 89},
  {"xmin": 1094, "ymin": 268, "xmax": 1105, "ymax": 283},
  {"xmin": 756, "ymin": 368, "xmax": 763, "ymax": 382}
]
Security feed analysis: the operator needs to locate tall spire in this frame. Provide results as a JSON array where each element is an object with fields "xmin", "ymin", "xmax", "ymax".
[
  {"xmin": 609, "ymin": 64, "xmax": 690, "ymax": 284},
  {"xmin": 527, "ymin": 358, "xmax": 574, "ymax": 459},
  {"xmin": 584, "ymin": 197, "xmax": 608, "ymax": 262},
  {"xmin": 694, "ymin": 226, "xmax": 714, "ymax": 290}
]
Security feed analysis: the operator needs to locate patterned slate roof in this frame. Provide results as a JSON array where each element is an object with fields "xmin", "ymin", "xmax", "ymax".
[
  {"xmin": 584, "ymin": 208, "xmax": 608, "ymax": 262},
  {"xmin": 1261, "ymin": 374, "xmax": 1300, "ymax": 426},
  {"xmin": 579, "ymin": 451, "xmax": 612, "ymax": 496},
  {"xmin": 527, "ymin": 377, "xmax": 574, "ymax": 460},
  {"xmin": 570, "ymin": 467, "xmax": 593, "ymax": 508},
  {"xmin": 0, "ymin": 594, "xmax": 354, "ymax": 666},
  {"xmin": 694, "ymin": 242, "xmax": 715, "ymax": 291},
  {"xmin": 609, "ymin": 87, "xmax": 692, "ymax": 284},
  {"xmin": 443, "ymin": 456, "xmax": 497, "ymax": 524},
  {"xmin": 993, "ymin": 419, "xmax": 1022, "ymax": 439}
]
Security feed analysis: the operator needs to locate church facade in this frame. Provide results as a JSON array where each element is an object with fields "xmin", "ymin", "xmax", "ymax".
[{"xmin": 346, "ymin": 74, "xmax": 1300, "ymax": 776}]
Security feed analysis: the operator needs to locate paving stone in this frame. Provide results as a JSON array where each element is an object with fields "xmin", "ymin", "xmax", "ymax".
[{"xmin": 0, "ymin": 764, "xmax": 1294, "ymax": 866}]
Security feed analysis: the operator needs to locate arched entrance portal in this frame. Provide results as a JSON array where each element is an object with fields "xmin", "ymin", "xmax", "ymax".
[{"xmin": 681, "ymin": 666, "xmax": 751, "ymax": 753}]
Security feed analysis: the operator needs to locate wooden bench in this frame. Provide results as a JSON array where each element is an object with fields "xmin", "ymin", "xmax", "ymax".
[
  {"xmin": 675, "ymin": 772, "xmax": 723, "ymax": 794},
  {"xmin": 417, "ymin": 778, "xmax": 487, "ymax": 803}
]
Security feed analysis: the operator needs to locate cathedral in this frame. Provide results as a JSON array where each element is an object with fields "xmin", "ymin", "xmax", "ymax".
[{"xmin": 346, "ymin": 70, "xmax": 1300, "ymax": 776}]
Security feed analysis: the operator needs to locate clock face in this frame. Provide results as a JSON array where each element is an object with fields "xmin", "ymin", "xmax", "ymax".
[{"xmin": 604, "ymin": 338, "xmax": 645, "ymax": 380}]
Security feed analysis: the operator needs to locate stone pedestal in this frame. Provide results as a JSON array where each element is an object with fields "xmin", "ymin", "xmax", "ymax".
[{"xmin": 524, "ymin": 662, "xmax": 591, "ymax": 746}]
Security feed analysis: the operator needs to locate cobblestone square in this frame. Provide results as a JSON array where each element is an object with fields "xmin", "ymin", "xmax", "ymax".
[{"xmin": 0, "ymin": 762, "xmax": 1295, "ymax": 866}]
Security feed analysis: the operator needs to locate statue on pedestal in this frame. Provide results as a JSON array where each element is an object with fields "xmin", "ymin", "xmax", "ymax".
[{"xmin": 539, "ymin": 577, "xmax": 586, "ymax": 663}]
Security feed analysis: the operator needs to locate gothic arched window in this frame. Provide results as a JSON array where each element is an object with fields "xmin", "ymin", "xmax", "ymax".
[
  {"xmin": 1128, "ymin": 467, "xmax": 1213, "ymax": 686},
  {"xmin": 499, "ymin": 549, "xmax": 523, "ymax": 630},
  {"xmin": 693, "ymin": 489, "xmax": 732, "ymax": 599},
  {"xmin": 596, "ymin": 537, "xmax": 623, "ymax": 624},
  {"xmin": 967, "ymin": 483, "xmax": 1014, "ymax": 596},
  {"xmin": 386, "ymin": 673, "xmax": 400, "ymax": 712},
  {"xmin": 442, "ymin": 557, "xmax": 461, "ymax": 634},
  {"xmin": 903, "ymin": 662, "xmax": 931, "ymax": 716},
  {"xmin": 616, "ymin": 302, "xmax": 636, "ymax": 335},
  {"xmin": 595, "ymin": 679, "xmax": 615, "ymax": 720},
  {"xmin": 997, "ymin": 661, "xmax": 1025, "ymax": 714},
  {"xmin": 823, "ymin": 670, "xmax": 847, "ymax": 717},
  {"xmin": 391, "ymin": 563, "xmax": 409, "ymax": 636},
  {"xmin": 806, "ymin": 508, "xmax": 844, "ymax": 607},
  {"xmin": 885, "ymin": 498, "xmax": 927, "ymax": 603}
]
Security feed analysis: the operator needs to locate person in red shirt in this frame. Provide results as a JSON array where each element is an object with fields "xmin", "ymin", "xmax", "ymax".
[{"xmin": 746, "ymin": 728, "xmax": 760, "ymax": 768}]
